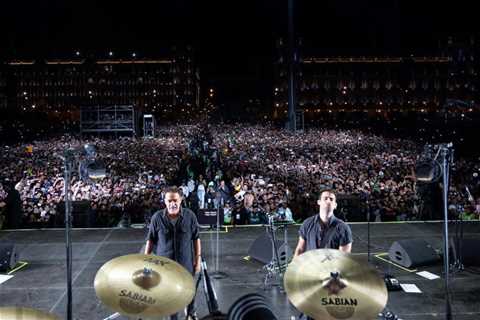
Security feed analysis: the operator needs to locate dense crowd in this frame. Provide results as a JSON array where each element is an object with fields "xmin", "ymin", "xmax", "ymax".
[
  {"xmin": 1, "ymin": 124, "xmax": 479, "ymax": 229},
  {"xmin": 0, "ymin": 127, "xmax": 196, "ymax": 228},
  {"xmin": 211, "ymin": 125, "xmax": 480, "ymax": 222}
]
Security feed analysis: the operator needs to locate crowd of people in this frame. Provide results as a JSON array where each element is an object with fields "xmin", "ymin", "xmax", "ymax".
[
  {"xmin": 1, "ymin": 124, "xmax": 479, "ymax": 229},
  {"xmin": 0, "ymin": 127, "xmax": 196, "ymax": 228}
]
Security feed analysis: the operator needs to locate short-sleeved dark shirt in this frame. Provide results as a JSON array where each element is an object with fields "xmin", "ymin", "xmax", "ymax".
[
  {"xmin": 146, "ymin": 208, "xmax": 200, "ymax": 273},
  {"xmin": 299, "ymin": 214, "xmax": 352, "ymax": 251}
]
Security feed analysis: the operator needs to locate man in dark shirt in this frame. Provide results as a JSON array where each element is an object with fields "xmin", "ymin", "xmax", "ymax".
[
  {"xmin": 294, "ymin": 189, "xmax": 352, "ymax": 256},
  {"xmin": 293, "ymin": 189, "xmax": 353, "ymax": 320},
  {"xmin": 145, "ymin": 186, "xmax": 201, "ymax": 320}
]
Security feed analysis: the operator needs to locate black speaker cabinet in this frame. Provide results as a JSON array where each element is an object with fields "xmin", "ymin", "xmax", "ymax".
[
  {"xmin": 56, "ymin": 201, "xmax": 92, "ymax": 228},
  {"xmin": 0, "ymin": 243, "xmax": 18, "ymax": 272},
  {"xmin": 247, "ymin": 232, "xmax": 292, "ymax": 265},
  {"xmin": 388, "ymin": 239, "xmax": 440, "ymax": 268},
  {"xmin": 451, "ymin": 238, "xmax": 480, "ymax": 267}
]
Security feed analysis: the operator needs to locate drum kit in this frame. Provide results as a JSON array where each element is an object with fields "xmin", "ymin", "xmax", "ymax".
[
  {"xmin": 284, "ymin": 249, "xmax": 388, "ymax": 320},
  {"xmin": 1, "ymin": 249, "xmax": 390, "ymax": 320}
]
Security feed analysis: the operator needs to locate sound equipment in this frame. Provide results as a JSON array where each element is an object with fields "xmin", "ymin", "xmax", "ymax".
[
  {"xmin": 198, "ymin": 208, "xmax": 224, "ymax": 226},
  {"xmin": 56, "ymin": 201, "xmax": 92, "ymax": 228},
  {"xmin": 0, "ymin": 243, "xmax": 18, "ymax": 272},
  {"xmin": 388, "ymin": 239, "xmax": 440, "ymax": 268},
  {"xmin": 247, "ymin": 232, "xmax": 291, "ymax": 265},
  {"xmin": 451, "ymin": 238, "xmax": 480, "ymax": 267}
]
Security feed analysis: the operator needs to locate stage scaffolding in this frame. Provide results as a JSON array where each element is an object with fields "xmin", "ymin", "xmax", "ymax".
[{"xmin": 80, "ymin": 105, "xmax": 135, "ymax": 136}]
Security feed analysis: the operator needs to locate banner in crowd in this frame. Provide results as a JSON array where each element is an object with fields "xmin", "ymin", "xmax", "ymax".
[{"xmin": 197, "ymin": 208, "xmax": 224, "ymax": 226}]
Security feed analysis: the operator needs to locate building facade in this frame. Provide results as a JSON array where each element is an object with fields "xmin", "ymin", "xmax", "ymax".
[
  {"xmin": 0, "ymin": 47, "xmax": 200, "ymax": 121},
  {"xmin": 273, "ymin": 36, "xmax": 478, "ymax": 119}
]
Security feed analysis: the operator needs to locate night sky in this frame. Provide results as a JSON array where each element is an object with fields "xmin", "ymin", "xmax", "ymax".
[{"xmin": 1, "ymin": 0, "xmax": 479, "ymax": 103}]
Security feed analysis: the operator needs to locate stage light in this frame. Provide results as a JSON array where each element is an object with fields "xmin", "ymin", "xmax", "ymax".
[{"xmin": 414, "ymin": 144, "xmax": 452, "ymax": 183}]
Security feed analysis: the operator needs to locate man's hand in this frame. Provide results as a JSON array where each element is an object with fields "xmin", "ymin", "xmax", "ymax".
[
  {"xmin": 194, "ymin": 256, "xmax": 201, "ymax": 274},
  {"xmin": 293, "ymin": 236, "xmax": 306, "ymax": 258}
]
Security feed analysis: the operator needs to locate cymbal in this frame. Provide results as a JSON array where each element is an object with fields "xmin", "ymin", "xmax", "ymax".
[
  {"xmin": 0, "ymin": 307, "xmax": 59, "ymax": 320},
  {"xmin": 284, "ymin": 249, "xmax": 388, "ymax": 320},
  {"xmin": 94, "ymin": 254, "xmax": 195, "ymax": 318}
]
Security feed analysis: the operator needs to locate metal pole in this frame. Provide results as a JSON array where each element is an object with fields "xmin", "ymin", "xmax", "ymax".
[
  {"xmin": 287, "ymin": 0, "xmax": 296, "ymax": 132},
  {"xmin": 211, "ymin": 206, "xmax": 227, "ymax": 279},
  {"xmin": 64, "ymin": 152, "xmax": 73, "ymax": 320},
  {"xmin": 441, "ymin": 147, "xmax": 452, "ymax": 320},
  {"xmin": 284, "ymin": 223, "xmax": 288, "ymax": 263},
  {"xmin": 215, "ymin": 206, "xmax": 220, "ymax": 272},
  {"xmin": 367, "ymin": 198, "xmax": 371, "ymax": 263}
]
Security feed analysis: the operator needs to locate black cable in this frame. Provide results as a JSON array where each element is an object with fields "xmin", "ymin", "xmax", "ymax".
[{"xmin": 352, "ymin": 233, "xmax": 389, "ymax": 251}]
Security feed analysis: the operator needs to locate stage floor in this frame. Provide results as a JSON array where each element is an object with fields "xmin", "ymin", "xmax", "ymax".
[{"xmin": 1, "ymin": 221, "xmax": 479, "ymax": 320}]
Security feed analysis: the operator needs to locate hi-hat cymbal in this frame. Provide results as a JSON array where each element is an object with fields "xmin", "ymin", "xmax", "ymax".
[
  {"xmin": 94, "ymin": 254, "xmax": 195, "ymax": 318},
  {"xmin": 284, "ymin": 249, "xmax": 388, "ymax": 320},
  {"xmin": 0, "ymin": 307, "xmax": 59, "ymax": 320}
]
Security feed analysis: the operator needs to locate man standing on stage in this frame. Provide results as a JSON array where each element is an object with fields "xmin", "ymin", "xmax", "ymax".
[
  {"xmin": 293, "ymin": 189, "xmax": 353, "ymax": 320},
  {"xmin": 294, "ymin": 189, "xmax": 352, "ymax": 257},
  {"xmin": 145, "ymin": 186, "xmax": 201, "ymax": 320},
  {"xmin": 2, "ymin": 181, "xmax": 22, "ymax": 230}
]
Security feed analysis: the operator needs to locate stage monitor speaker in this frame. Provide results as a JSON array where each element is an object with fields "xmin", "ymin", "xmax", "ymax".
[
  {"xmin": 0, "ymin": 243, "xmax": 18, "ymax": 272},
  {"xmin": 450, "ymin": 238, "xmax": 480, "ymax": 267},
  {"xmin": 56, "ymin": 201, "xmax": 93, "ymax": 228},
  {"xmin": 388, "ymin": 239, "xmax": 440, "ymax": 268},
  {"xmin": 247, "ymin": 233, "xmax": 292, "ymax": 265}
]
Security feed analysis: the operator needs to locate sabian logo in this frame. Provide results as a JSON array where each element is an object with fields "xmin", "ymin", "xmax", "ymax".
[
  {"xmin": 322, "ymin": 297, "xmax": 358, "ymax": 306},
  {"xmin": 143, "ymin": 257, "xmax": 169, "ymax": 266},
  {"xmin": 119, "ymin": 290, "xmax": 156, "ymax": 305}
]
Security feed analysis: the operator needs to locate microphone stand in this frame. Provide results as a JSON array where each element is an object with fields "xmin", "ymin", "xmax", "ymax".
[
  {"xmin": 261, "ymin": 214, "xmax": 284, "ymax": 290},
  {"xmin": 453, "ymin": 186, "xmax": 475, "ymax": 272},
  {"xmin": 365, "ymin": 193, "xmax": 371, "ymax": 263},
  {"xmin": 201, "ymin": 259, "xmax": 226, "ymax": 319},
  {"xmin": 451, "ymin": 204, "xmax": 464, "ymax": 272},
  {"xmin": 60, "ymin": 149, "xmax": 75, "ymax": 320},
  {"xmin": 440, "ymin": 145, "xmax": 454, "ymax": 320},
  {"xmin": 211, "ymin": 205, "xmax": 228, "ymax": 279},
  {"xmin": 268, "ymin": 214, "xmax": 283, "ymax": 275},
  {"xmin": 59, "ymin": 145, "xmax": 105, "ymax": 320}
]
